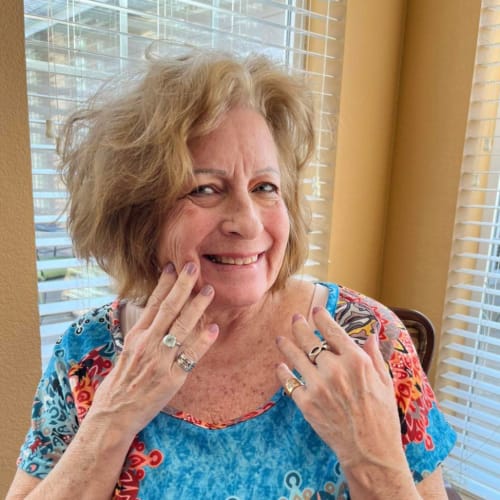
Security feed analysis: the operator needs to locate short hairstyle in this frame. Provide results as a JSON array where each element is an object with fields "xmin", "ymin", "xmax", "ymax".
[{"xmin": 59, "ymin": 49, "xmax": 316, "ymax": 302}]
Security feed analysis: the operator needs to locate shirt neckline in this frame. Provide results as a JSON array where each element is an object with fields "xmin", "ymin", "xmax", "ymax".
[{"xmin": 107, "ymin": 283, "xmax": 338, "ymax": 430}]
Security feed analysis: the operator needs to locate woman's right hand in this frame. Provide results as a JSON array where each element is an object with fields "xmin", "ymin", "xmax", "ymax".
[
  {"xmin": 6, "ymin": 262, "xmax": 218, "ymax": 500},
  {"xmin": 88, "ymin": 261, "xmax": 219, "ymax": 439}
]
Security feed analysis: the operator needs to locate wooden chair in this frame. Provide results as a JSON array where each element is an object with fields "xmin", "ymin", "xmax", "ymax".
[
  {"xmin": 390, "ymin": 307, "xmax": 461, "ymax": 500},
  {"xmin": 390, "ymin": 307, "xmax": 435, "ymax": 373}
]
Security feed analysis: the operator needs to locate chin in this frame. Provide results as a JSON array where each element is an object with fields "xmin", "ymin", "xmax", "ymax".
[{"xmin": 211, "ymin": 284, "xmax": 271, "ymax": 308}]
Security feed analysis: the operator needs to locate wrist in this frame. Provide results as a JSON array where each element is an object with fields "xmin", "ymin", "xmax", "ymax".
[
  {"xmin": 343, "ymin": 460, "xmax": 421, "ymax": 500},
  {"xmin": 81, "ymin": 408, "xmax": 137, "ymax": 453}
]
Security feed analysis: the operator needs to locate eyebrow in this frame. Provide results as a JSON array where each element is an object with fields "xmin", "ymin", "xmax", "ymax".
[{"xmin": 193, "ymin": 167, "xmax": 281, "ymax": 177}]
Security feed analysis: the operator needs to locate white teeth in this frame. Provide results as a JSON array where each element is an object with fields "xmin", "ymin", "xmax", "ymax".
[{"xmin": 210, "ymin": 255, "xmax": 259, "ymax": 265}]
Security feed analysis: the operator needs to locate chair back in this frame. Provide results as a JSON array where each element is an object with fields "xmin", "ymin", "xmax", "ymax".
[{"xmin": 390, "ymin": 307, "xmax": 435, "ymax": 373}]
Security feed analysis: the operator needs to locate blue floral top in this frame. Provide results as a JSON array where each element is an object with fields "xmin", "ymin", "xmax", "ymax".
[{"xmin": 18, "ymin": 283, "xmax": 456, "ymax": 499}]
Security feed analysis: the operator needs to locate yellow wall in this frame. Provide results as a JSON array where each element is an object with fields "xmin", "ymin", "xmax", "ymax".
[
  {"xmin": 379, "ymin": 0, "xmax": 480, "ymax": 378},
  {"xmin": 329, "ymin": 0, "xmax": 407, "ymax": 297},
  {"xmin": 0, "ymin": 0, "xmax": 41, "ymax": 494},
  {"xmin": 0, "ymin": 0, "xmax": 482, "ymax": 493},
  {"xmin": 330, "ymin": 0, "xmax": 480, "ymax": 379}
]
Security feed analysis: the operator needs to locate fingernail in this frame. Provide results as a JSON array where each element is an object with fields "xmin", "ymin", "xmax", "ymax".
[
  {"xmin": 208, "ymin": 323, "xmax": 219, "ymax": 338},
  {"xmin": 164, "ymin": 262, "xmax": 175, "ymax": 274},
  {"xmin": 276, "ymin": 336, "xmax": 285, "ymax": 345},
  {"xmin": 201, "ymin": 284, "xmax": 214, "ymax": 296},
  {"xmin": 312, "ymin": 306, "xmax": 322, "ymax": 315},
  {"xmin": 292, "ymin": 313, "xmax": 302, "ymax": 323},
  {"xmin": 184, "ymin": 262, "xmax": 196, "ymax": 275}
]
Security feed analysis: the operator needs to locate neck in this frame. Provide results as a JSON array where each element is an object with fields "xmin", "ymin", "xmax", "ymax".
[{"xmin": 201, "ymin": 289, "xmax": 277, "ymax": 343}]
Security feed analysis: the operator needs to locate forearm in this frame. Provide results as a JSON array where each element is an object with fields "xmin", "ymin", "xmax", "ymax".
[{"xmin": 25, "ymin": 412, "xmax": 135, "ymax": 500}]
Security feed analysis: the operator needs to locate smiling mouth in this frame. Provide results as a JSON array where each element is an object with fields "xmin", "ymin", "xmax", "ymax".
[{"xmin": 205, "ymin": 254, "xmax": 260, "ymax": 265}]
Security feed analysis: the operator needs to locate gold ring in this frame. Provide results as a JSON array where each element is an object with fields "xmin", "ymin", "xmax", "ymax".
[
  {"xmin": 307, "ymin": 340, "xmax": 330, "ymax": 364},
  {"xmin": 284, "ymin": 377, "xmax": 305, "ymax": 397}
]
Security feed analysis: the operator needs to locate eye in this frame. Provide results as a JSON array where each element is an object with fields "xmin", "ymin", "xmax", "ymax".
[
  {"xmin": 189, "ymin": 184, "xmax": 218, "ymax": 196},
  {"xmin": 253, "ymin": 182, "xmax": 279, "ymax": 194}
]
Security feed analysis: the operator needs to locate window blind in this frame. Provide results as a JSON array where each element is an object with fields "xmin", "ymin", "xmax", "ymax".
[
  {"xmin": 24, "ymin": 0, "xmax": 346, "ymax": 369},
  {"xmin": 437, "ymin": 1, "xmax": 500, "ymax": 497}
]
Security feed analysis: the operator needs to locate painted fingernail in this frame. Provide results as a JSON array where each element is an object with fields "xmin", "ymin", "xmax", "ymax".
[
  {"xmin": 201, "ymin": 284, "xmax": 214, "ymax": 296},
  {"xmin": 208, "ymin": 323, "xmax": 219, "ymax": 338},
  {"xmin": 312, "ymin": 306, "xmax": 322, "ymax": 315},
  {"xmin": 292, "ymin": 313, "xmax": 302, "ymax": 323},
  {"xmin": 164, "ymin": 262, "xmax": 175, "ymax": 274},
  {"xmin": 184, "ymin": 262, "xmax": 196, "ymax": 275}
]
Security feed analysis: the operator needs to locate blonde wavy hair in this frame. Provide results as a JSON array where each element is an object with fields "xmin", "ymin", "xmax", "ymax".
[{"xmin": 59, "ymin": 49, "xmax": 316, "ymax": 302}]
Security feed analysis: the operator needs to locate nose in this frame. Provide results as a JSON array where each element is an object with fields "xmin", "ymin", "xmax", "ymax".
[{"xmin": 220, "ymin": 192, "xmax": 263, "ymax": 239}]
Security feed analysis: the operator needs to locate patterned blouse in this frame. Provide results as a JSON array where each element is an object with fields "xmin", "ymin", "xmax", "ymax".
[{"xmin": 17, "ymin": 283, "xmax": 456, "ymax": 499}]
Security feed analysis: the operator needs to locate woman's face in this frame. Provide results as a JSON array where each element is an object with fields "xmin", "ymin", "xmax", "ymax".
[{"xmin": 157, "ymin": 107, "xmax": 290, "ymax": 307}]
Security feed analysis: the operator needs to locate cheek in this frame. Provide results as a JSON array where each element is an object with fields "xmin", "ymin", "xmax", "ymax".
[
  {"xmin": 157, "ymin": 208, "xmax": 190, "ymax": 268},
  {"xmin": 157, "ymin": 221, "xmax": 181, "ymax": 267},
  {"xmin": 270, "ymin": 204, "xmax": 291, "ymax": 250}
]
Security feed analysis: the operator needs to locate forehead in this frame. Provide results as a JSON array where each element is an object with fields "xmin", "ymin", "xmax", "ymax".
[
  {"xmin": 188, "ymin": 107, "xmax": 280, "ymax": 169},
  {"xmin": 192, "ymin": 166, "xmax": 281, "ymax": 179}
]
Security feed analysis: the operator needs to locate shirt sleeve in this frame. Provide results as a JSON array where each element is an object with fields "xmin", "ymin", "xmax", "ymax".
[
  {"xmin": 386, "ymin": 308, "xmax": 456, "ymax": 481},
  {"xmin": 17, "ymin": 333, "xmax": 79, "ymax": 478},
  {"xmin": 335, "ymin": 285, "xmax": 456, "ymax": 482}
]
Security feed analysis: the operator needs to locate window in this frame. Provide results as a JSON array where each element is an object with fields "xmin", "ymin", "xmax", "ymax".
[
  {"xmin": 437, "ymin": 1, "xmax": 500, "ymax": 497},
  {"xmin": 24, "ymin": 0, "xmax": 346, "ymax": 368}
]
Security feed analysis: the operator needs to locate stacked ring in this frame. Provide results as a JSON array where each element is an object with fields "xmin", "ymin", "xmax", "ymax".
[
  {"xmin": 175, "ymin": 352, "xmax": 196, "ymax": 372},
  {"xmin": 162, "ymin": 332, "xmax": 181, "ymax": 348},
  {"xmin": 308, "ymin": 340, "xmax": 330, "ymax": 364},
  {"xmin": 284, "ymin": 377, "xmax": 305, "ymax": 397}
]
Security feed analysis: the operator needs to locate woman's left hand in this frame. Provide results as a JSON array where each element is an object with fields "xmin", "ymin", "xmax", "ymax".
[{"xmin": 276, "ymin": 307, "xmax": 419, "ymax": 497}]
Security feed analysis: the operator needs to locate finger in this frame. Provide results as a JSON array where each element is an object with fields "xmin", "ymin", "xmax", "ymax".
[
  {"xmin": 276, "ymin": 362, "xmax": 306, "ymax": 400},
  {"xmin": 291, "ymin": 313, "xmax": 331, "ymax": 365},
  {"xmin": 275, "ymin": 335, "xmax": 318, "ymax": 381},
  {"xmin": 312, "ymin": 307, "xmax": 355, "ymax": 355},
  {"xmin": 148, "ymin": 262, "xmax": 199, "ymax": 341},
  {"xmin": 167, "ymin": 284, "xmax": 215, "ymax": 343},
  {"xmin": 364, "ymin": 333, "xmax": 391, "ymax": 383},
  {"xmin": 172, "ymin": 323, "xmax": 219, "ymax": 375},
  {"xmin": 134, "ymin": 262, "xmax": 177, "ymax": 330}
]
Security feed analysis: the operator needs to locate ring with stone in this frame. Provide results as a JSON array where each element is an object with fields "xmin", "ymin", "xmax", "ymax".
[
  {"xmin": 175, "ymin": 351, "xmax": 196, "ymax": 372},
  {"xmin": 162, "ymin": 332, "xmax": 181, "ymax": 349},
  {"xmin": 307, "ymin": 340, "xmax": 330, "ymax": 364}
]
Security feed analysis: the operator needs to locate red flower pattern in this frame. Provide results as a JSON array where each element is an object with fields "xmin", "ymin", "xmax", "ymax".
[
  {"xmin": 68, "ymin": 344, "xmax": 164, "ymax": 499},
  {"xmin": 337, "ymin": 286, "xmax": 437, "ymax": 452},
  {"xmin": 114, "ymin": 437, "xmax": 163, "ymax": 500}
]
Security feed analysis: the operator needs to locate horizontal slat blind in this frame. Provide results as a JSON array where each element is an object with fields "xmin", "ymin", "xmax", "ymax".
[
  {"xmin": 437, "ymin": 1, "xmax": 500, "ymax": 497},
  {"xmin": 24, "ymin": 0, "xmax": 346, "ymax": 368}
]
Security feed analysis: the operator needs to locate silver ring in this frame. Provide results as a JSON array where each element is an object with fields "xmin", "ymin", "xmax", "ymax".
[
  {"xmin": 175, "ymin": 351, "xmax": 196, "ymax": 372},
  {"xmin": 162, "ymin": 332, "xmax": 181, "ymax": 349},
  {"xmin": 308, "ymin": 340, "xmax": 330, "ymax": 364}
]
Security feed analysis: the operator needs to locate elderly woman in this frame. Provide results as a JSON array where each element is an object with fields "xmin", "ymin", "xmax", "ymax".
[{"xmin": 8, "ymin": 50, "xmax": 455, "ymax": 499}]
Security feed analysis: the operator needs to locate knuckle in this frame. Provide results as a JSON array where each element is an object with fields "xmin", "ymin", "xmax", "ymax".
[
  {"xmin": 147, "ymin": 293, "xmax": 163, "ymax": 310},
  {"xmin": 173, "ymin": 316, "xmax": 191, "ymax": 335},
  {"xmin": 190, "ymin": 293, "xmax": 212, "ymax": 314},
  {"xmin": 324, "ymin": 323, "xmax": 341, "ymax": 338},
  {"xmin": 176, "ymin": 275, "xmax": 194, "ymax": 294},
  {"xmin": 158, "ymin": 300, "xmax": 178, "ymax": 317}
]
